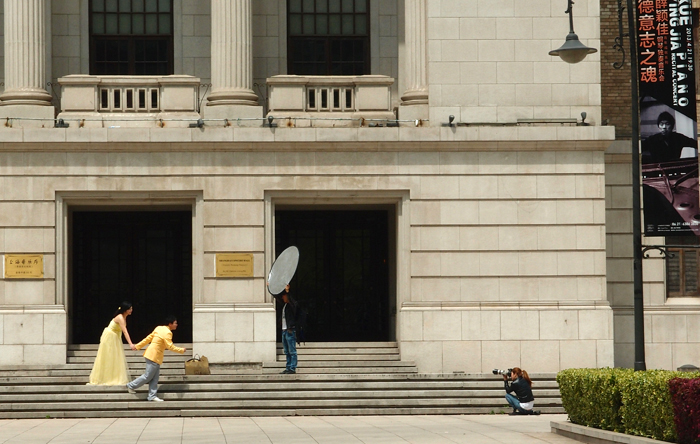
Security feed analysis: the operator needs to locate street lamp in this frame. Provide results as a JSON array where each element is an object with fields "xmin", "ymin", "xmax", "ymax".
[
  {"xmin": 551, "ymin": 0, "xmax": 646, "ymax": 371},
  {"xmin": 548, "ymin": 0, "xmax": 597, "ymax": 63}
]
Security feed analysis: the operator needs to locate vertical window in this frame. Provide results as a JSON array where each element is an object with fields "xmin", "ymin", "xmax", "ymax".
[
  {"xmin": 667, "ymin": 236, "xmax": 700, "ymax": 297},
  {"xmin": 90, "ymin": 0, "xmax": 173, "ymax": 75},
  {"xmin": 287, "ymin": 0, "xmax": 370, "ymax": 75}
]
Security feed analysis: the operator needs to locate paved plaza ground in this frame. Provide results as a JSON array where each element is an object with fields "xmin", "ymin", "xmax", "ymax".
[{"xmin": 0, "ymin": 414, "xmax": 580, "ymax": 444}]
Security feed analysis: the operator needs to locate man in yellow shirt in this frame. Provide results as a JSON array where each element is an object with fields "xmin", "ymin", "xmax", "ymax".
[{"xmin": 126, "ymin": 315, "xmax": 186, "ymax": 402}]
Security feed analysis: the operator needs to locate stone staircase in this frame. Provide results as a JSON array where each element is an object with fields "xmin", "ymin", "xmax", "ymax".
[
  {"xmin": 262, "ymin": 342, "xmax": 419, "ymax": 374},
  {"xmin": 0, "ymin": 342, "xmax": 563, "ymax": 418}
]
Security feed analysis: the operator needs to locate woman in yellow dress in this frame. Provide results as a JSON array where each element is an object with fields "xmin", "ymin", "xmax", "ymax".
[{"xmin": 87, "ymin": 302, "xmax": 137, "ymax": 385}]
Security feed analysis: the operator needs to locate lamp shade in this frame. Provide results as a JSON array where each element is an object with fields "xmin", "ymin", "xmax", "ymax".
[{"xmin": 549, "ymin": 32, "xmax": 598, "ymax": 64}]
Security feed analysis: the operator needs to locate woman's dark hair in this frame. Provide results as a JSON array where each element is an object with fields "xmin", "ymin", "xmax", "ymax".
[
  {"xmin": 512, "ymin": 367, "xmax": 533, "ymax": 387},
  {"xmin": 164, "ymin": 315, "xmax": 178, "ymax": 325},
  {"xmin": 113, "ymin": 301, "xmax": 132, "ymax": 317}
]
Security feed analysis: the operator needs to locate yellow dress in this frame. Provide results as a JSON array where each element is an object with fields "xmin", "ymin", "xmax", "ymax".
[{"xmin": 87, "ymin": 320, "xmax": 131, "ymax": 385}]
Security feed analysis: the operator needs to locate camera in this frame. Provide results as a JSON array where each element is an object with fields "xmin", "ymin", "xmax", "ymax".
[{"xmin": 493, "ymin": 368, "xmax": 512, "ymax": 377}]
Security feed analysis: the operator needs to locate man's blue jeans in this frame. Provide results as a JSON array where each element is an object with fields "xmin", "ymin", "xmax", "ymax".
[
  {"xmin": 282, "ymin": 329, "xmax": 297, "ymax": 371},
  {"xmin": 127, "ymin": 358, "xmax": 161, "ymax": 401},
  {"xmin": 505, "ymin": 393, "xmax": 529, "ymax": 414}
]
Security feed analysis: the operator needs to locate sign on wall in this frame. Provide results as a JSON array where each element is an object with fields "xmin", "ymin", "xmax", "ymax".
[
  {"xmin": 4, "ymin": 254, "xmax": 44, "ymax": 279},
  {"xmin": 638, "ymin": 0, "xmax": 699, "ymax": 235},
  {"xmin": 216, "ymin": 253, "xmax": 254, "ymax": 278}
]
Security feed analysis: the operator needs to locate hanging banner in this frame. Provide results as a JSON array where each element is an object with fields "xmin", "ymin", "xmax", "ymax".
[{"xmin": 638, "ymin": 0, "xmax": 699, "ymax": 235}]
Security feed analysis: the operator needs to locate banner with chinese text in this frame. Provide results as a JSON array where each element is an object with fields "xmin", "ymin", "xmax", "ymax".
[{"xmin": 638, "ymin": 0, "xmax": 699, "ymax": 236}]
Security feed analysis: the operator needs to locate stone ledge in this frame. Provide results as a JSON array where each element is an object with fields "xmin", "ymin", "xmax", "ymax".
[
  {"xmin": 0, "ymin": 125, "xmax": 616, "ymax": 145},
  {"xmin": 551, "ymin": 421, "xmax": 665, "ymax": 444},
  {"xmin": 0, "ymin": 139, "xmax": 615, "ymax": 153},
  {"xmin": 402, "ymin": 301, "xmax": 613, "ymax": 309}
]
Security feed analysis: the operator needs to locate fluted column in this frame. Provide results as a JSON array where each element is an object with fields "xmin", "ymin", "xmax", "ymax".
[
  {"xmin": 207, "ymin": 0, "xmax": 259, "ymax": 107},
  {"xmin": 400, "ymin": 0, "xmax": 428, "ymax": 107},
  {"xmin": 0, "ymin": 0, "xmax": 52, "ymax": 106}
]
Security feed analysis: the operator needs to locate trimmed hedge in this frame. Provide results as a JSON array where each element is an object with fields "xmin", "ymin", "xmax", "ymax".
[
  {"xmin": 557, "ymin": 367, "xmax": 631, "ymax": 432},
  {"xmin": 669, "ymin": 377, "xmax": 700, "ymax": 444},
  {"xmin": 618, "ymin": 370, "xmax": 686, "ymax": 442},
  {"xmin": 558, "ymin": 368, "xmax": 700, "ymax": 443}
]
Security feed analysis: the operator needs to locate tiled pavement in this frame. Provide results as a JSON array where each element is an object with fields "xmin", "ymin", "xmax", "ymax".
[{"xmin": 0, "ymin": 414, "xmax": 580, "ymax": 444}]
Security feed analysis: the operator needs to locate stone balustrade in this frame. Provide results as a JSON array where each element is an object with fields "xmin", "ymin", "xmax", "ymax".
[
  {"xmin": 57, "ymin": 75, "xmax": 202, "ymax": 128},
  {"xmin": 266, "ymin": 75, "xmax": 395, "ymax": 127}
]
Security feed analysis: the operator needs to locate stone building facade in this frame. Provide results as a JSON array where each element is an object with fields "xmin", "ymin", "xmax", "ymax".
[
  {"xmin": 1, "ymin": 0, "xmax": 690, "ymax": 374},
  {"xmin": 600, "ymin": 0, "xmax": 700, "ymax": 370}
]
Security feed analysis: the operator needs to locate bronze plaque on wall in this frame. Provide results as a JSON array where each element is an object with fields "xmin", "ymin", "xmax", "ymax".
[
  {"xmin": 4, "ymin": 254, "xmax": 44, "ymax": 278},
  {"xmin": 216, "ymin": 253, "xmax": 254, "ymax": 277}
]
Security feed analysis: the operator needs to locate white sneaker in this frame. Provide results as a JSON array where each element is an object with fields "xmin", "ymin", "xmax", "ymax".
[
  {"xmin": 149, "ymin": 396, "xmax": 164, "ymax": 402},
  {"xmin": 126, "ymin": 385, "xmax": 136, "ymax": 394}
]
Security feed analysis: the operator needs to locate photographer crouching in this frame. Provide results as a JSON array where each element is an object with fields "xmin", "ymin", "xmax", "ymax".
[{"xmin": 494, "ymin": 367, "xmax": 541, "ymax": 416}]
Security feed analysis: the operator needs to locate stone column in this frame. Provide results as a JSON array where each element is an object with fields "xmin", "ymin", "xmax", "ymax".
[
  {"xmin": 0, "ymin": 0, "xmax": 55, "ymax": 126},
  {"xmin": 204, "ymin": 0, "xmax": 262, "ymax": 121},
  {"xmin": 400, "ymin": 0, "xmax": 428, "ymax": 120}
]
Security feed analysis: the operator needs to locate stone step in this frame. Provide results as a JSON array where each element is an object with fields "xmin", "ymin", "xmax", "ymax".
[
  {"xmin": 0, "ymin": 374, "xmax": 560, "ymax": 388},
  {"xmin": 1, "ymin": 379, "xmax": 560, "ymax": 392},
  {"xmin": 274, "ymin": 353, "xmax": 399, "ymax": 360},
  {"xmin": 67, "ymin": 354, "xmax": 402, "ymax": 363},
  {"xmin": 262, "ymin": 367, "xmax": 417, "ymax": 374},
  {"xmin": 67, "ymin": 348, "xmax": 193, "ymax": 355},
  {"xmin": 0, "ymin": 362, "xmax": 188, "ymax": 371},
  {"xmin": 274, "ymin": 342, "xmax": 398, "ymax": 348},
  {"xmin": 0, "ymin": 343, "xmax": 562, "ymax": 419},
  {"xmin": 0, "ymin": 388, "xmax": 562, "ymax": 402},
  {"xmin": 0, "ymin": 372, "xmax": 560, "ymax": 385},
  {"xmin": 0, "ymin": 396, "xmax": 564, "ymax": 411},
  {"xmin": 0, "ymin": 363, "xmax": 416, "ymax": 377},
  {"xmin": 264, "ymin": 360, "xmax": 416, "ymax": 368},
  {"xmin": 0, "ymin": 370, "xmax": 186, "ymax": 378},
  {"xmin": 275, "ymin": 347, "xmax": 399, "ymax": 354},
  {"xmin": 0, "ymin": 406, "xmax": 565, "ymax": 420},
  {"xmin": 0, "ymin": 370, "xmax": 563, "ymax": 419},
  {"xmin": 66, "ymin": 356, "xmax": 191, "ymax": 364},
  {"xmin": 274, "ymin": 354, "xmax": 400, "ymax": 361},
  {"xmin": 67, "ymin": 343, "xmax": 195, "ymax": 351},
  {"xmin": 67, "ymin": 342, "xmax": 396, "ymax": 352}
]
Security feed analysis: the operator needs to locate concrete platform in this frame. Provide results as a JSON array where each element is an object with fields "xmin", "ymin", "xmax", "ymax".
[
  {"xmin": 0, "ymin": 414, "xmax": 580, "ymax": 444},
  {"xmin": 551, "ymin": 420, "xmax": 667, "ymax": 444}
]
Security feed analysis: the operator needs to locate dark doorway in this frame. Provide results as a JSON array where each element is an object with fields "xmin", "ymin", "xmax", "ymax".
[
  {"xmin": 71, "ymin": 210, "xmax": 192, "ymax": 344},
  {"xmin": 275, "ymin": 209, "xmax": 391, "ymax": 342}
]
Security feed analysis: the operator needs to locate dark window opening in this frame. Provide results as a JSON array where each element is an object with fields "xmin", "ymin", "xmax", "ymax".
[
  {"xmin": 90, "ymin": 0, "xmax": 173, "ymax": 75},
  {"xmin": 287, "ymin": 0, "xmax": 370, "ymax": 75},
  {"xmin": 666, "ymin": 236, "xmax": 700, "ymax": 297}
]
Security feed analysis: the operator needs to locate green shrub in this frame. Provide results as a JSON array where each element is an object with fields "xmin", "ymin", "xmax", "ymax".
[
  {"xmin": 557, "ymin": 368, "xmax": 631, "ymax": 432},
  {"xmin": 558, "ymin": 368, "xmax": 700, "ymax": 443},
  {"xmin": 619, "ymin": 370, "xmax": 699, "ymax": 442}
]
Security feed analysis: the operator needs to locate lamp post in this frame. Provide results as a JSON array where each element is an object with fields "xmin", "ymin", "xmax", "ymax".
[
  {"xmin": 548, "ymin": 0, "xmax": 597, "ymax": 63},
  {"xmin": 551, "ymin": 0, "xmax": 646, "ymax": 371}
]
